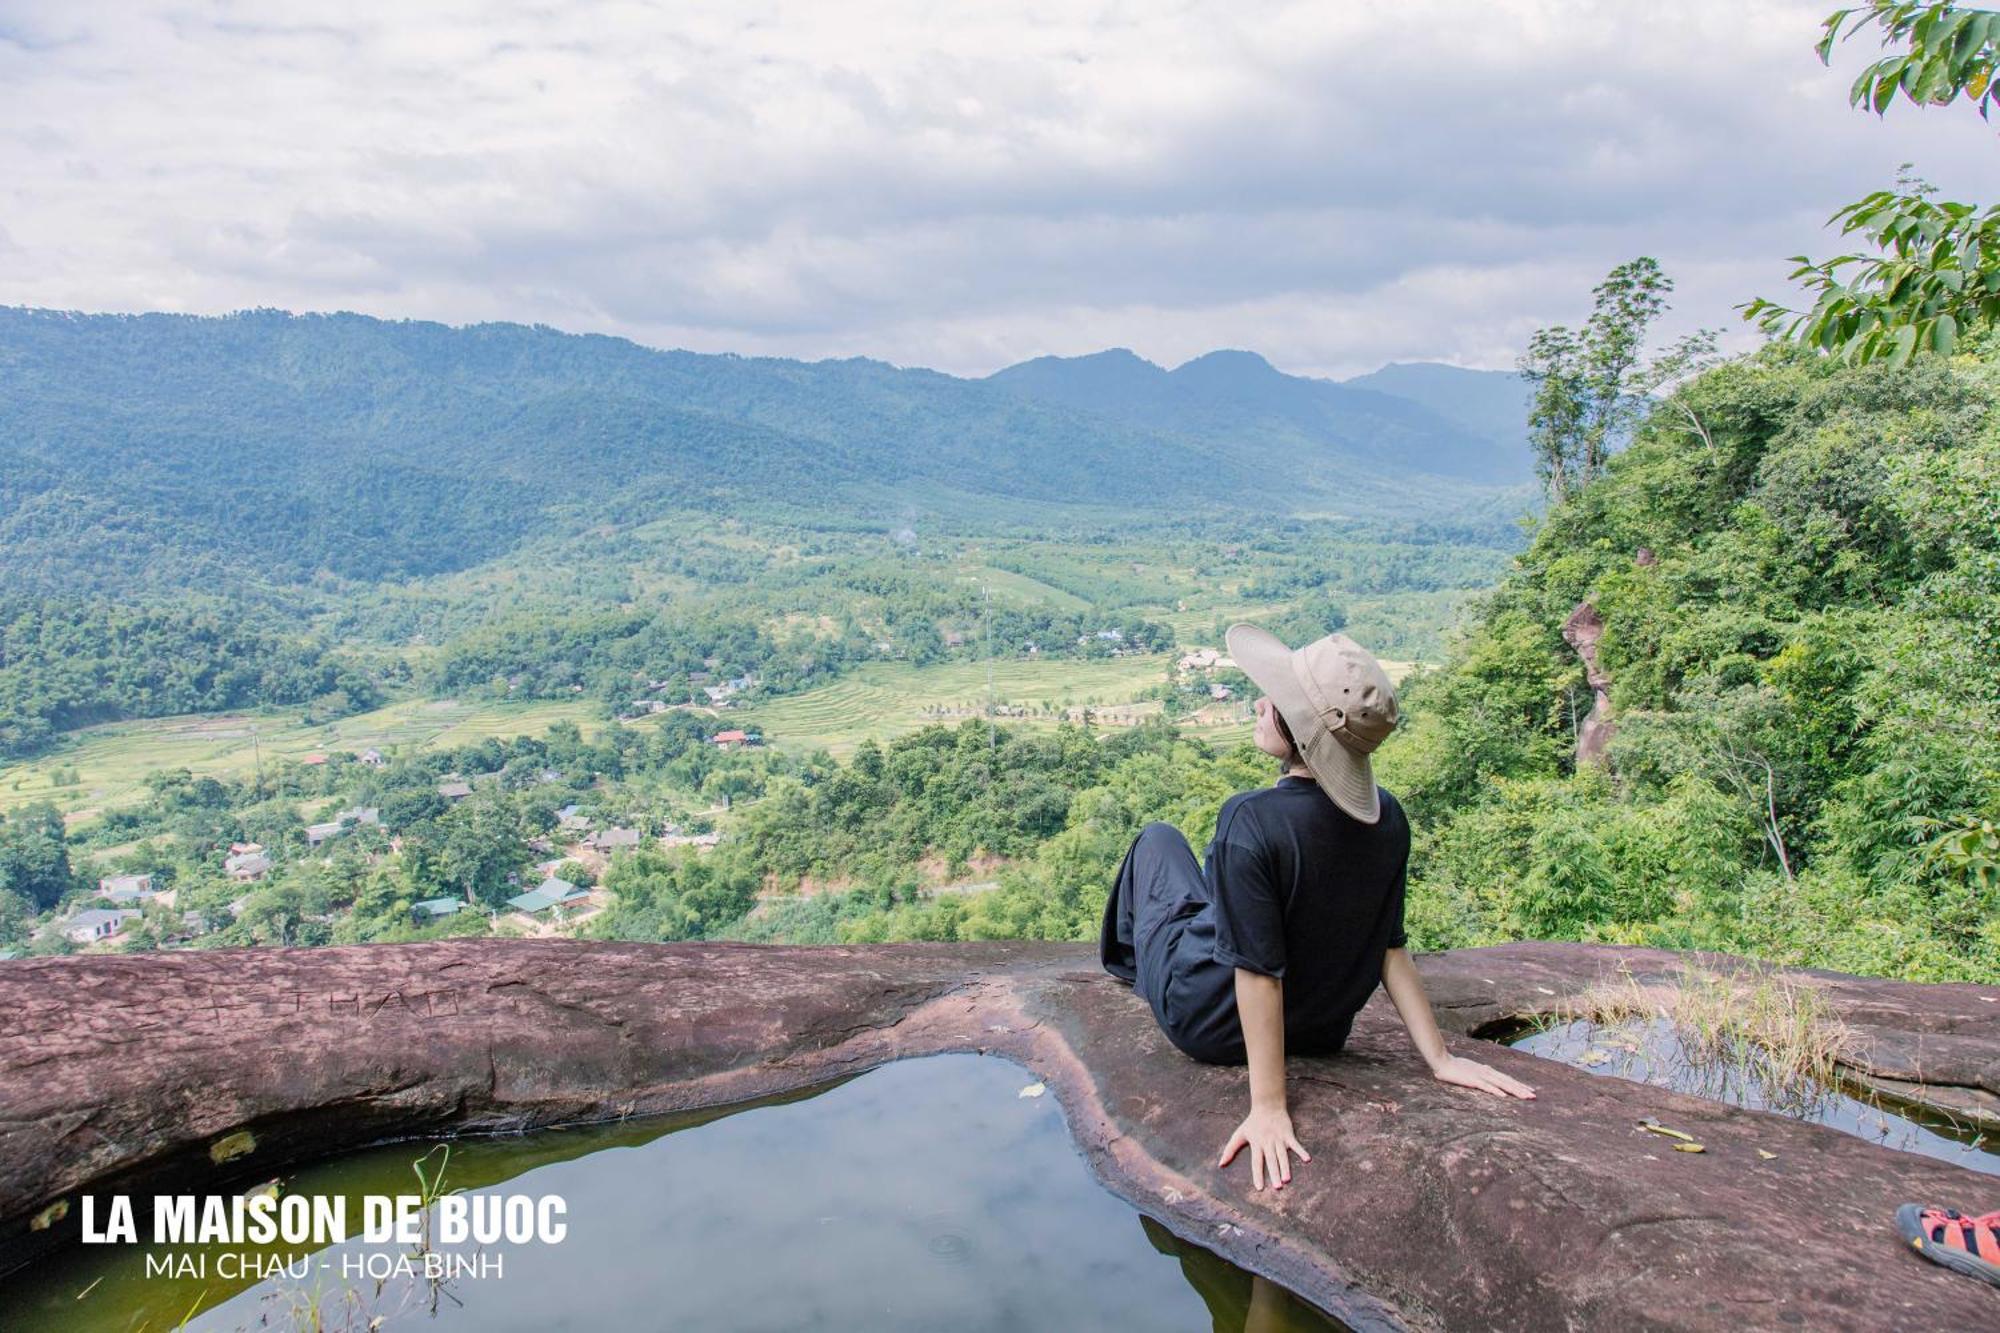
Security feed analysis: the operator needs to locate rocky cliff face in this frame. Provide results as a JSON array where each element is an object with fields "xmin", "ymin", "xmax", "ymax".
[
  {"xmin": 1561, "ymin": 601, "xmax": 1615, "ymax": 766},
  {"xmin": 2, "ymin": 940, "xmax": 1995, "ymax": 1331}
]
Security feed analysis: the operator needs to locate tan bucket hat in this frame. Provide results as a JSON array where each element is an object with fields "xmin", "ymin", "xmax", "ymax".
[{"xmin": 1225, "ymin": 623, "xmax": 1399, "ymax": 823}]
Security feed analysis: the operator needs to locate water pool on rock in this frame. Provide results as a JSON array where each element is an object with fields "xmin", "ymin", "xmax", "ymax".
[
  {"xmin": 1508, "ymin": 1017, "xmax": 2000, "ymax": 1177},
  {"xmin": 0, "ymin": 1053, "xmax": 1347, "ymax": 1332}
]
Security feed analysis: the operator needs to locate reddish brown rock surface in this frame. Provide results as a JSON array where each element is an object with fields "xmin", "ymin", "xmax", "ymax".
[
  {"xmin": 1560, "ymin": 601, "xmax": 1616, "ymax": 767},
  {"xmin": 2, "ymin": 940, "xmax": 1996, "ymax": 1330}
]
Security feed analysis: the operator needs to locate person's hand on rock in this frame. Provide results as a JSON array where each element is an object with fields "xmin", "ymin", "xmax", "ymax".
[
  {"xmin": 1219, "ymin": 1104, "xmax": 1310, "ymax": 1190},
  {"xmin": 1430, "ymin": 1054, "xmax": 1536, "ymax": 1099}
]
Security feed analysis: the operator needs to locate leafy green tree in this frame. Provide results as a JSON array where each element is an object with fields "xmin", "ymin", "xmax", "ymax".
[
  {"xmin": 1745, "ymin": 2, "xmax": 2000, "ymax": 363},
  {"xmin": 1518, "ymin": 259, "xmax": 1685, "ymax": 499},
  {"xmin": 0, "ymin": 803, "xmax": 74, "ymax": 912},
  {"xmin": 435, "ymin": 795, "xmax": 531, "ymax": 908}
]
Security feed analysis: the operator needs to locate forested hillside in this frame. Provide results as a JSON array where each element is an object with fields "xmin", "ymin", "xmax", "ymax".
[
  {"xmin": 0, "ymin": 307, "xmax": 1528, "ymax": 598},
  {"xmin": 0, "ymin": 596, "xmax": 377, "ymax": 757},
  {"xmin": 1390, "ymin": 340, "xmax": 2000, "ymax": 980}
]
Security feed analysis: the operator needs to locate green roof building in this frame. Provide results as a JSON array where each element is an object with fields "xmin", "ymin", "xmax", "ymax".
[{"xmin": 505, "ymin": 877, "xmax": 588, "ymax": 914}]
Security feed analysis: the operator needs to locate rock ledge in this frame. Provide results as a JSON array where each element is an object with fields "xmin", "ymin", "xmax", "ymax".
[{"xmin": 2, "ymin": 940, "xmax": 1996, "ymax": 1331}]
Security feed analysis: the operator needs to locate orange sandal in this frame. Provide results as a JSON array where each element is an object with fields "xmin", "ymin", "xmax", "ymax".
[{"xmin": 1897, "ymin": 1203, "xmax": 2000, "ymax": 1289}]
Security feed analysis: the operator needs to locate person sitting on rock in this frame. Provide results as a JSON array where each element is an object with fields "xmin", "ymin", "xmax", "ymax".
[{"xmin": 1100, "ymin": 624, "xmax": 1536, "ymax": 1192}]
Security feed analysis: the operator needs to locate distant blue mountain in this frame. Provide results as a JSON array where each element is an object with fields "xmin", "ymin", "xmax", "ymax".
[
  {"xmin": 988, "ymin": 349, "xmax": 1532, "ymax": 486},
  {"xmin": 1341, "ymin": 361, "xmax": 1533, "ymax": 456}
]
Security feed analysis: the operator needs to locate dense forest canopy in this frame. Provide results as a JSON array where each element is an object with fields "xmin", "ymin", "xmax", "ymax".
[{"xmin": 1391, "ymin": 338, "xmax": 2000, "ymax": 980}]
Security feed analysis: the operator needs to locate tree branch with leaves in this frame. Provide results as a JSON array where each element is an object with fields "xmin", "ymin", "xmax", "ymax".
[{"xmin": 1743, "ymin": 2, "xmax": 2000, "ymax": 365}]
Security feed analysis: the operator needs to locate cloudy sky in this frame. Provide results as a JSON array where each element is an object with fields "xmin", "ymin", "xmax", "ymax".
[{"xmin": 2, "ymin": 1, "xmax": 1994, "ymax": 378}]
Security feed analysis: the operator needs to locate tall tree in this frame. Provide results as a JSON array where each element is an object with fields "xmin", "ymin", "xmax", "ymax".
[
  {"xmin": 0, "ymin": 804, "xmax": 75, "ymax": 913},
  {"xmin": 1518, "ymin": 259, "xmax": 1676, "ymax": 500}
]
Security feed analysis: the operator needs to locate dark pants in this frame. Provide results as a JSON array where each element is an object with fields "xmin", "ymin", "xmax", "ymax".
[{"xmin": 1100, "ymin": 822, "xmax": 1235, "ymax": 1059}]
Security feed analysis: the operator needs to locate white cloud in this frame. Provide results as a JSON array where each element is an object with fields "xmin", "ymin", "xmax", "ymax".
[{"xmin": 0, "ymin": 0, "xmax": 1993, "ymax": 376}]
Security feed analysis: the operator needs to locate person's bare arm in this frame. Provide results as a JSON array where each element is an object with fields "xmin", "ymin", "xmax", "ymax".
[
  {"xmin": 1380, "ymin": 946, "xmax": 1537, "ymax": 1098},
  {"xmin": 1217, "ymin": 967, "xmax": 1310, "ymax": 1190}
]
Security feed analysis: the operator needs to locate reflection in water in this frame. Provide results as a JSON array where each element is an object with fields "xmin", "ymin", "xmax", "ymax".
[
  {"xmin": 1141, "ymin": 1215, "xmax": 1343, "ymax": 1333},
  {"xmin": 1510, "ymin": 1017, "xmax": 2000, "ymax": 1177},
  {"xmin": 0, "ymin": 1054, "xmax": 1349, "ymax": 1332}
]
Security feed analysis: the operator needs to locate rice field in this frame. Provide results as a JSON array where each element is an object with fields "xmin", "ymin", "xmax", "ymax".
[
  {"xmin": 2, "ymin": 650, "xmax": 1350, "ymax": 819},
  {"xmin": 735, "ymin": 653, "xmax": 1257, "ymax": 758},
  {"xmin": 0, "ymin": 698, "xmax": 608, "ymax": 819},
  {"xmin": 949, "ymin": 564, "xmax": 1091, "ymax": 611}
]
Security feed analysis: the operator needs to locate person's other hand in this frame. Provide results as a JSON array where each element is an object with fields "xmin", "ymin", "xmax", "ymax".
[
  {"xmin": 1218, "ymin": 1105, "xmax": 1310, "ymax": 1191},
  {"xmin": 1431, "ymin": 1054, "xmax": 1536, "ymax": 1099}
]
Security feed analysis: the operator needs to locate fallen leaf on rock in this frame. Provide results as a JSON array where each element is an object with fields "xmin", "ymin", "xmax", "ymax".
[
  {"xmin": 1756, "ymin": 1149, "xmax": 1778, "ymax": 1160},
  {"xmin": 1673, "ymin": 1143, "xmax": 1706, "ymax": 1153},
  {"xmin": 1638, "ymin": 1119, "xmax": 1696, "ymax": 1143},
  {"xmin": 209, "ymin": 1130, "xmax": 257, "ymax": 1164},
  {"xmin": 1017, "ymin": 1082, "xmax": 1045, "ymax": 1099}
]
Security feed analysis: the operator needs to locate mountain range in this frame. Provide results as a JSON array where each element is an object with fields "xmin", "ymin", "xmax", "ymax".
[
  {"xmin": 0, "ymin": 306, "xmax": 1532, "ymax": 592},
  {"xmin": 988, "ymin": 347, "xmax": 1528, "ymax": 486}
]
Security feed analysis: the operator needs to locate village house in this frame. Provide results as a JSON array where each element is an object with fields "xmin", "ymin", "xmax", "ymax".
[
  {"xmin": 556, "ymin": 804, "xmax": 592, "ymax": 833},
  {"xmin": 300, "ymin": 753, "xmax": 327, "ymax": 767},
  {"xmin": 505, "ymin": 877, "xmax": 590, "ymax": 918},
  {"xmin": 224, "ymin": 850, "xmax": 272, "ymax": 881},
  {"xmin": 97, "ymin": 874, "xmax": 156, "ymax": 904},
  {"xmin": 64, "ymin": 908, "xmax": 141, "ymax": 945},
  {"xmin": 437, "ymin": 778, "xmax": 474, "ymax": 801},
  {"xmin": 700, "ymin": 673, "xmax": 759, "ymax": 707},
  {"xmin": 358, "ymin": 748, "xmax": 387, "ymax": 768},
  {"xmin": 1209, "ymin": 682, "xmax": 1234, "ymax": 700},
  {"xmin": 583, "ymin": 827, "xmax": 642, "ymax": 853},
  {"xmin": 712, "ymin": 728, "xmax": 762, "ymax": 751},
  {"xmin": 409, "ymin": 897, "xmax": 464, "ymax": 926},
  {"xmin": 307, "ymin": 807, "xmax": 380, "ymax": 847}
]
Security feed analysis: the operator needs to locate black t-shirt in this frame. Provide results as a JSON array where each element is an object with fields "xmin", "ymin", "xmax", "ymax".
[{"xmin": 1160, "ymin": 776, "xmax": 1410, "ymax": 1064}]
